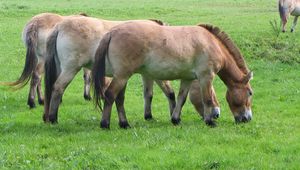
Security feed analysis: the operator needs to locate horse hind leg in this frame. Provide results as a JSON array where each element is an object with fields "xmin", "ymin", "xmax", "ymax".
[
  {"xmin": 27, "ymin": 72, "xmax": 38, "ymax": 108},
  {"xmin": 83, "ymin": 68, "xmax": 92, "ymax": 100},
  {"xmin": 27, "ymin": 60, "xmax": 45, "ymax": 108},
  {"xmin": 115, "ymin": 83, "xmax": 130, "ymax": 128},
  {"xmin": 36, "ymin": 61, "xmax": 45, "ymax": 105},
  {"xmin": 155, "ymin": 80, "xmax": 176, "ymax": 116},
  {"xmin": 27, "ymin": 62, "xmax": 43, "ymax": 108},
  {"xmin": 100, "ymin": 77, "xmax": 129, "ymax": 129},
  {"xmin": 48, "ymin": 69, "xmax": 79, "ymax": 123},
  {"xmin": 291, "ymin": 16, "xmax": 299, "ymax": 32},
  {"xmin": 171, "ymin": 80, "xmax": 192, "ymax": 125},
  {"xmin": 142, "ymin": 76, "xmax": 154, "ymax": 120}
]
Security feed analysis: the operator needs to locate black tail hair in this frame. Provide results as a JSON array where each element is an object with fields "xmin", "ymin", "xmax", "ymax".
[
  {"xmin": 91, "ymin": 32, "xmax": 112, "ymax": 110},
  {"xmin": 44, "ymin": 28, "xmax": 60, "ymax": 110},
  {"xmin": 2, "ymin": 22, "xmax": 38, "ymax": 89}
]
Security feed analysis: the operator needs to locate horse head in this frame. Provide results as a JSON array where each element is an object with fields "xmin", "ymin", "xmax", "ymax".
[{"xmin": 226, "ymin": 71, "xmax": 253, "ymax": 123}]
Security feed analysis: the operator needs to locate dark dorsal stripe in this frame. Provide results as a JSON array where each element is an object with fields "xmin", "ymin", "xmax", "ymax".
[{"xmin": 198, "ymin": 24, "xmax": 249, "ymax": 74}]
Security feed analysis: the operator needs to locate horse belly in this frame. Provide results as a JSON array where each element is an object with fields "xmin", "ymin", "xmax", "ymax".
[
  {"xmin": 138, "ymin": 59, "xmax": 196, "ymax": 80},
  {"xmin": 291, "ymin": 6, "xmax": 300, "ymax": 16}
]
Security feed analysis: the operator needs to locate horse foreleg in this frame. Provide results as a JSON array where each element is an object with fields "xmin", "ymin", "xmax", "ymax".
[
  {"xmin": 115, "ymin": 83, "xmax": 130, "ymax": 128},
  {"xmin": 291, "ymin": 16, "xmax": 299, "ymax": 32},
  {"xmin": 171, "ymin": 80, "xmax": 192, "ymax": 125},
  {"xmin": 189, "ymin": 81, "xmax": 220, "ymax": 119},
  {"xmin": 142, "ymin": 76, "xmax": 154, "ymax": 120},
  {"xmin": 100, "ymin": 77, "xmax": 129, "ymax": 129},
  {"xmin": 83, "ymin": 68, "xmax": 92, "ymax": 100},
  {"xmin": 198, "ymin": 74, "xmax": 219, "ymax": 127},
  {"xmin": 155, "ymin": 80, "xmax": 176, "ymax": 116}
]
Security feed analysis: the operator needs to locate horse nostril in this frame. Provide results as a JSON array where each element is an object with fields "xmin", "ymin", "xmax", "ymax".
[
  {"xmin": 211, "ymin": 107, "xmax": 220, "ymax": 119},
  {"xmin": 242, "ymin": 116, "xmax": 248, "ymax": 122},
  {"xmin": 214, "ymin": 113, "xmax": 219, "ymax": 119}
]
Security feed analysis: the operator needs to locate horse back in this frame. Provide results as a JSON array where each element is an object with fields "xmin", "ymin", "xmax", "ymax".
[{"xmin": 107, "ymin": 22, "xmax": 222, "ymax": 79}]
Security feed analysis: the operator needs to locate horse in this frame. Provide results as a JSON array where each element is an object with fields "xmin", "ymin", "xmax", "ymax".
[
  {"xmin": 92, "ymin": 22, "xmax": 253, "ymax": 129},
  {"xmin": 1, "ymin": 13, "xmax": 92, "ymax": 108},
  {"xmin": 43, "ymin": 16, "xmax": 178, "ymax": 127},
  {"xmin": 279, "ymin": 0, "xmax": 300, "ymax": 32}
]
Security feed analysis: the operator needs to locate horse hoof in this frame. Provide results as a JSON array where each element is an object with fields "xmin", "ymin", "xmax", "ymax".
[
  {"xmin": 38, "ymin": 99, "xmax": 44, "ymax": 105},
  {"xmin": 205, "ymin": 119, "xmax": 217, "ymax": 127},
  {"xmin": 43, "ymin": 114, "xmax": 49, "ymax": 122},
  {"xmin": 48, "ymin": 114, "xmax": 58, "ymax": 124},
  {"xmin": 28, "ymin": 101, "xmax": 36, "ymax": 109},
  {"xmin": 119, "ymin": 121, "xmax": 131, "ymax": 129},
  {"xmin": 100, "ymin": 120, "xmax": 110, "ymax": 129},
  {"xmin": 291, "ymin": 29, "xmax": 294, "ymax": 33},
  {"xmin": 171, "ymin": 117, "xmax": 181, "ymax": 125},
  {"xmin": 84, "ymin": 94, "xmax": 91, "ymax": 101},
  {"xmin": 144, "ymin": 114, "xmax": 153, "ymax": 120}
]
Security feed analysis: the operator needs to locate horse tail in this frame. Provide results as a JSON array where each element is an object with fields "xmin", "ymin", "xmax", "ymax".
[
  {"xmin": 1, "ymin": 21, "xmax": 38, "ymax": 88},
  {"xmin": 278, "ymin": 0, "xmax": 288, "ymax": 23},
  {"xmin": 92, "ymin": 32, "xmax": 112, "ymax": 110},
  {"xmin": 44, "ymin": 28, "xmax": 60, "ymax": 111}
]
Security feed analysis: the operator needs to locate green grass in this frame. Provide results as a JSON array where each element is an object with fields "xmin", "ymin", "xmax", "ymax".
[{"xmin": 0, "ymin": 0, "xmax": 300, "ymax": 169}]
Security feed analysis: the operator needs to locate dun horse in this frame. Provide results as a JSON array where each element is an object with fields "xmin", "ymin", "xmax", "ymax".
[
  {"xmin": 1, "ymin": 13, "xmax": 92, "ymax": 108},
  {"xmin": 43, "ymin": 16, "xmax": 178, "ymax": 126},
  {"xmin": 279, "ymin": 0, "xmax": 300, "ymax": 32},
  {"xmin": 92, "ymin": 22, "xmax": 253, "ymax": 128}
]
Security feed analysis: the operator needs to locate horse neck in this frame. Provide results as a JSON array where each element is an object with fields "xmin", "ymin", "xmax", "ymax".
[{"xmin": 218, "ymin": 54, "xmax": 245, "ymax": 88}]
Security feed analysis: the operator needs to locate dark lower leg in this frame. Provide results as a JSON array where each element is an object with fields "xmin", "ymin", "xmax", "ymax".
[
  {"xmin": 100, "ymin": 78, "xmax": 128, "ymax": 129},
  {"xmin": 37, "ymin": 78, "xmax": 44, "ymax": 105},
  {"xmin": 143, "ymin": 77, "xmax": 154, "ymax": 120},
  {"xmin": 83, "ymin": 69, "xmax": 91, "ymax": 100},
  {"xmin": 27, "ymin": 72, "xmax": 39, "ymax": 108},
  {"xmin": 156, "ymin": 80, "xmax": 176, "ymax": 116},
  {"xmin": 115, "ymin": 84, "xmax": 130, "ymax": 128},
  {"xmin": 48, "ymin": 90, "xmax": 63, "ymax": 123},
  {"xmin": 171, "ymin": 80, "xmax": 191, "ymax": 125}
]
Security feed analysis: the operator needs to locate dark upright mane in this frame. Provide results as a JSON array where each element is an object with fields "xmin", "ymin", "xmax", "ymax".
[
  {"xmin": 198, "ymin": 24, "xmax": 249, "ymax": 74},
  {"xmin": 149, "ymin": 19, "xmax": 168, "ymax": 26},
  {"xmin": 78, "ymin": 12, "xmax": 89, "ymax": 17}
]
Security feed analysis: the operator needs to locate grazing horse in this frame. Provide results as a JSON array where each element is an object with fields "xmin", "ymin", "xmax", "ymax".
[
  {"xmin": 1, "ymin": 13, "xmax": 92, "ymax": 108},
  {"xmin": 279, "ymin": 0, "xmax": 300, "ymax": 32},
  {"xmin": 43, "ymin": 17, "xmax": 177, "ymax": 125},
  {"xmin": 92, "ymin": 22, "xmax": 253, "ymax": 129}
]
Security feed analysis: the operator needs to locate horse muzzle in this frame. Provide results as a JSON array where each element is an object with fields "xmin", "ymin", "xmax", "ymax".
[
  {"xmin": 234, "ymin": 109, "xmax": 252, "ymax": 123},
  {"xmin": 211, "ymin": 107, "xmax": 221, "ymax": 119}
]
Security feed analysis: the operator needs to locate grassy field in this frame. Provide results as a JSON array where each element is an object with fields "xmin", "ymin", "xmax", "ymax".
[{"xmin": 0, "ymin": 0, "xmax": 300, "ymax": 169}]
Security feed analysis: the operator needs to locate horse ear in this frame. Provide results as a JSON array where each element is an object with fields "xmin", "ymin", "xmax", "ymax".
[{"xmin": 243, "ymin": 71, "xmax": 253, "ymax": 84}]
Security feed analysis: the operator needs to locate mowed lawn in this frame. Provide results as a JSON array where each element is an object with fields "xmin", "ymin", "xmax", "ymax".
[{"xmin": 0, "ymin": 0, "xmax": 300, "ymax": 169}]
